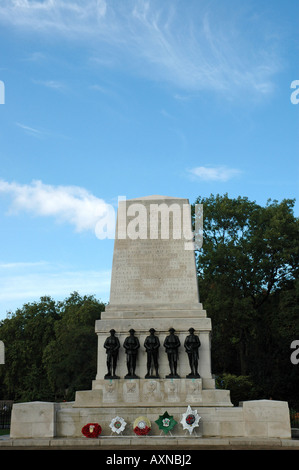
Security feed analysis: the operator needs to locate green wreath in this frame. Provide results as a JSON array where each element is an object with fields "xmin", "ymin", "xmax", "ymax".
[{"xmin": 155, "ymin": 411, "xmax": 177, "ymax": 435}]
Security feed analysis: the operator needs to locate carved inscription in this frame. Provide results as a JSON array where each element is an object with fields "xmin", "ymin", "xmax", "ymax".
[{"xmin": 110, "ymin": 239, "xmax": 198, "ymax": 304}]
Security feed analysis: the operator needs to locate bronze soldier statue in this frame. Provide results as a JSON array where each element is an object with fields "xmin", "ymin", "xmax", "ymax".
[
  {"xmin": 184, "ymin": 327, "xmax": 201, "ymax": 378},
  {"xmin": 123, "ymin": 329, "xmax": 140, "ymax": 378},
  {"xmin": 144, "ymin": 328, "xmax": 160, "ymax": 378},
  {"xmin": 103, "ymin": 329, "xmax": 120, "ymax": 379},
  {"xmin": 163, "ymin": 327, "xmax": 181, "ymax": 378}
]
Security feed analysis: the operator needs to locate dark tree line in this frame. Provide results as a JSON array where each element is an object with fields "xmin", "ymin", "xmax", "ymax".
[
  {"xmin": 0, "ymin": 193, "xmax": 298, "ymax": 407},
  {"xmin": 0, "ymin": 292, "xmax": 104, "ymax": 402},
  {"xmin": 192, "ymin": 194, "xmax": 299, "ymax": 407}
]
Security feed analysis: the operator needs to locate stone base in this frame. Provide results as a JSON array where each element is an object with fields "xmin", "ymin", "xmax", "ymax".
[
  {"xmin": 59, "ymin": 400, "xmax": 291, "ymax": 439},
  {"xmin": 73, "ymin": 378, "xmax": 232, "ymax": 408},
  {"xmin": 10, "ymin": 402, "xmax": 56, "ymax": 439},
  {"xmin": 3, "ymin": 436, "xmax": 299, "ymax": 450},
  {"xmin": 10, "ymin": 400, "xmax": 291, "ymax": 440}
]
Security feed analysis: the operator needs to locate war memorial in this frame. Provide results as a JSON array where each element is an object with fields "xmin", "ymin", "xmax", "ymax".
[{"xmin": 7, "ymin": 196, "xmax": 294, "ymax": 448}]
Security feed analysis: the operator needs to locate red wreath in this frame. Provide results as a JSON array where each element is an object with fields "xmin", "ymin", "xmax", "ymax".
[
  {"xmin": 81, "ymin": 423, "xmax": 102, "ymax": 438},
  {"xmin": 133, "ymin": 426, "xmax": 151, "ymax": 436}
]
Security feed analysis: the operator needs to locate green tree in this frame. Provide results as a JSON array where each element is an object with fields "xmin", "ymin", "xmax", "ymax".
[
  {"xmin": 43, "ymin": 292, "xmax": 104, "ymax": 401},
  {"xmin": 193, "ymin": 194, "xmax": 299, "ymax": 379},
  {"xmin": 0, "ymin": 292, "xmax": 105, "ymax": 402},
  {"xmin": 215, "ymin": 373, "xmax": 259, "ymax": 406},
  {"xmin": 252, "ymin": 279, "xmax": 299, "ymax": 406},
  {"xmin": 0, "ymin": 296, "xmax": 59, "ymax": 401}
]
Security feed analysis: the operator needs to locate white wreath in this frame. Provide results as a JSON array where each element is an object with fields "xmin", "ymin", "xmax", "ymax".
[
  {"xmin": 109, "ymin": 416, "xmax": 127, "ymax": 434},
  {"xmin": 180, "ymin": 405, "xmax": 201, "ymax": 435}
]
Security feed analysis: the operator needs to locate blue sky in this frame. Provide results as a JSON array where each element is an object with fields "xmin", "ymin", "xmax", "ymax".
[{"xmin": 0, "ymin": 0, "xmax": 298, "ymax": 318}]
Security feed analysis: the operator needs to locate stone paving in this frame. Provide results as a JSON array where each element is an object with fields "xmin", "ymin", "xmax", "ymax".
[{"xmin": 1, "ymin": 435, "xmax": 299, "ymax": 450}]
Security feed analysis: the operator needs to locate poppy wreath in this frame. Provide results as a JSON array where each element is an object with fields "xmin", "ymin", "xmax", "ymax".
[
  {"xmin": 81, "ymin": 422, "xmax": 102, "ymax": 438},
  {"xmin": 133, "ymin": 416, "xmax": 151, "ymax": 436}
]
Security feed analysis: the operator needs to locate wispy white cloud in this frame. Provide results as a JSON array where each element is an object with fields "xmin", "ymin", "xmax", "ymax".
[
  {"xmin": 0, "ymin": 0, "xmax": 107, "ymax": 34},
  {"xmin": 0, "ymin": 179, "xmax": 114, "ymax": 235},
  {"xmin": 16, "ymin": 121, "xmax": 70, "ymax": 140},
  {"xmin": 33, "ymin": 79, "xmax": 66, "ymax": 90},
  {"xmin": 22, "ymin": 51, "xmax": 46, "ymax": 62},
  {"xmin": 188, "ymin": 165, "xmax": 242, "ymax": 182},
  {"xmin": 16, "ymin": 122, "xmax": 43, "ymax": 137},
  {"xmin": 0, "ymin": 0, "xmax": 281, "ymax": 97},
  {"xmin": 0, "ymin": 261, "xmax": 49, "ymax": 270}
]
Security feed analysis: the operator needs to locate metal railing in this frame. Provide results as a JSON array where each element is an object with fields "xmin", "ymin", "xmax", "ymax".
[{"xmin": 0, "ymin": 401, "xmax": 13, "ymax": 429}]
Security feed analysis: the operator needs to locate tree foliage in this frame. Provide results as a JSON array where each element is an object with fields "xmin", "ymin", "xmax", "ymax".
[
  {"xmin": 193, "ymin": 194, "xmax": 299, "ymax": 406},
  {"xmin": 0, "ymin": 292, "xmax": 104, "ymax": 402}
]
